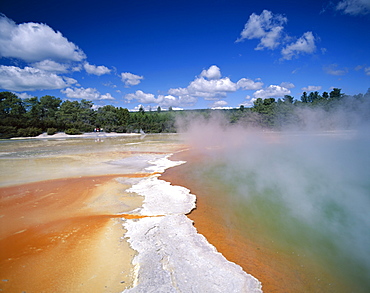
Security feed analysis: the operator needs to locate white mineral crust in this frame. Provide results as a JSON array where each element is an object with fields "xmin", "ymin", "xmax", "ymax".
[
  {"xmin": 123, "ymin": 215, "xmax": 262, "ymax": 293},
  {"xmin": 122, "ymin": 155, "xmax": 263, "ymax": 292}
]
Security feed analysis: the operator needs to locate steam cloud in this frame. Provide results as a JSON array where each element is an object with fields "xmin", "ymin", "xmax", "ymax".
[{"xmin": 177, "ymin": 102, "xmax": 370, "ymax": 288}]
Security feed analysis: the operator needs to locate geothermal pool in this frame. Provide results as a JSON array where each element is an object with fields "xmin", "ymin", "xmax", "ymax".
[{"xmin": 168, "ymin": 128, "xmax": 370, "ymax": 293}]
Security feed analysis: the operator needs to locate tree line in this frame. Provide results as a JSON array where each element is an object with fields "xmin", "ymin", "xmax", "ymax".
[
  {"xmin": 0, "ymin": 92, "xmax": 176, "ymax": 138},
  {"xmin": 1, "ymin": 88, "xmax": 369, "ymax": 138},
  {"xmin": 229, "ymin": 88, "xmax": 370, "ymax": 129}
]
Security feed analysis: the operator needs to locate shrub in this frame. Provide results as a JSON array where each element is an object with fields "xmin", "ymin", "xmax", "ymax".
[
  {"xmin": 16, "ymin": 127, "xmax": 43, "ymax": 137},
  {"xmin": 47, "ymin": 128, "xmax": 58, "ymax": 135},
  {"xmin": 0, "ymin": 126, "xmax": 17, "ymax": 139},
  {"xmin": 65, "ymin": 128, "xmax": 82, "ymax": 135}
]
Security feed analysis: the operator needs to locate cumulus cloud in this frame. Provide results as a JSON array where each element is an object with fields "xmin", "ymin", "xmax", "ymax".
[
  {"xmin": 121, "ymin": 72, "xmax": 144, "ymax": 87},
  {"xmin": 0, "ymin": 65, "xmax": 72, "ymax": 91},
  {"xmin": 336, "ymin": 0, "xmax": 370, "ymax": 15},
  {"xmin": 125, "ymin": 90, "xmax": 197, "ymax": 108},
  {"xmin": 280, "ymin": 82, "xmax": 295, "ymax": 89},
  {"xmin": 168, "ymin": 66, "xmax": 239, "ymax": 101},
  {"xmin": 164, "ymin": 63, "xmax": 266, "ymax": 105},
  {"xmin": 187, "ymin": 77, "xmax": 238, "ymax": 100},
  {"xmin": 253, "ymin": 85, "xmax": 291, "ymax": 99},
  {"xmin": 31, "ymin": 59, "xmax": 70, "ymax": 73},
  {"xmin": 100, "ymin": 93, "xmax": 115, "ymax": 100},
  {"xmin": 237, "ymin": 10, "xmax": 318, "ymax": 60},
  {"xmin": 281, "ymin": 32, "xmax": 316, "ymax": 60},
  {"xmin": 237, "ymin": 78, "xmax": 264, "ymax": 90},
  {"xmin": 200, "ymin": 65, "xmax": 222, "ymax": 80},
  {"xmin": 0, "ymin": 14, "xmax": 85, "ymax": 62},
  {"xmin": 324, "ymin": 64, "xmax": 348, "ymax": 76},
  {"xmin": 125, "ymin": 90, "xmax": 157, "ymax": 103},
  {"xmin": 83, "ymin": 62, "xmax": 111, "ymax": 75},
  {"xmin": 61, "ymin": 87, "xmax": 114, "ymax": 100},
  {"xmin": 14, "ymin": 92, "xmax": 33, "ymax": 100},
  {"xmin": 167, "ymin": 65, "xmax": 266, "ymax": 105},
  {"xmin": 302, "ymin": 85, "xmax": 322, "ymax": 92},
  {"xmin": 210, "ymin": 100, "xmax": 232, "ymax": 109},
  {"xmin": 159, "ymin": 92, "xmax": 198, "ymax": 107},
  {"xmin": 236, "ymin": 10, "xmax": 287, "ymax": 50}
]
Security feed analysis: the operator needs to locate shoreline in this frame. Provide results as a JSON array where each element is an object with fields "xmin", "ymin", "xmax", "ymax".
[
  {"xmin": 9, "ymin": 131, "xmax": 142, "ymax": 140},
  {"xmin": 121, "ymin": 153, "xmax": 262, "ymax": 292}
]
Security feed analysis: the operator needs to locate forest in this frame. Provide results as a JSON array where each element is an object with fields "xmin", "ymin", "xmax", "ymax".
[{"xmin": 0, "ymin": 88, "xmax": 369, "ymax": 139}]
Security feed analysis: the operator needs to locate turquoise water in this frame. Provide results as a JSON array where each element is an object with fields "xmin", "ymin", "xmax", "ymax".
[{"xmin": 190, "ymin": 130, "xmax": 370, "ymax": 292}]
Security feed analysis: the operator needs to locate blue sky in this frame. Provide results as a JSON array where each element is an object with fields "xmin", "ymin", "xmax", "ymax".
[{"xmin": 1, "ymin": 0, "xmax": 369, "ymax": 110}]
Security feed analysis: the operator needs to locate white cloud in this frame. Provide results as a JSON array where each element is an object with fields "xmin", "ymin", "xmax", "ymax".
[
  {"xmin": 281, "ymin": 32, "xmax": 316, "ymax": 60},
  {"xmin": 156, "ymin": 95, "xmax": 174, "ymax": 105},
  {"xmin": 121, "ymin": 72, "xmax": 144, "ymax": 87},
  {"xmin": 83, "ymin": 62, "xmax": 111, "ymax": 76},
  {"xmin": 14, "ymin": 92, "xmax": 33, "ymax": 100},
  {"xmin": 167, "ymin": 66, "xmax": 263, "ymax": 103},
  {"xmin": 0, "ymin": 14, "xmax": 86, "ymax": 62},
  {"xmin": 63, "ymin": 77, "xmax": 78, "ymax": 86},
  {"xmin": 253, "ymin": 85, "xmax": 291, "ymax": 99},
  {"xmin": 336, "ymin": 0, "xmax": 370, "ymax": 15},
  {"xmin": 365, "ymin": 67, "xmax": 370, "ymax": 76},
  {"xmin": 100, "ymin": 93, "xmax": 115, "ymax": 100},
  {"xmin": 301, "ymin": 85, "xmax": 322, "ymax": 92},
  {"xmin": 200, "ymin": 65, "xmax": 221, "ymax": 80},
  {"xmin": 236, "ymin": 10, "xmax": 287, "ymax": 50},
  {"xmin": 157, "ymin": 94, "xmax": 197, "ymax": 108},
  {"xmin": 125, "ymin": 90, "xmax": 157, "ymax": 103},
  {"xmin": 31, "ymin": 59, "xmax": 69, "ymax": 73},
  {"xmin": 61, "ymin": 87, "xmax": 114, "ymax": 100},
  {"xmin": 0, "ymin": 65, "xmax": 69, "ymax": 91},
  {"xmin": 280, "ymin": 82, "xmax": 295, "ymax": 89},
  {"xmin": 187, "ymin": 76, "xmax": 238, "ymax": 100},
  {"xmin": 237, "ymin": 78, "xmax": 264, "ymax": 90},
  {"xmin": 168, "ymin": 87, "xmax": 190, "ymax": 96},
  {"xmin": 161, "ymin": 93, "xmax": 198, "ymax": 107},
  {"xmin": 125, "ymin": 90, "xmax": 197, "ymax": 108},
  {"xmin": 324, "ymin": 64, "xmax": 348, "ymax": 76},
  {"xmin": 256, "ymin": 26, "xmax": 285, "ymax": 50},
  {"xmin": 210, "ymin": 100, "xmax": 232, "ymax": 109}
]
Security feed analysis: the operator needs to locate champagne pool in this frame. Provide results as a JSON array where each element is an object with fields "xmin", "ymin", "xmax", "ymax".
[{"xmin": 177, "ymin": 129, "xmax": 370, "ymax": 292}]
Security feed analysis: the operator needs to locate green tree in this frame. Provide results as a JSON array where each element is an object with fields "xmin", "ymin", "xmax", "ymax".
[
  {"xmin": 283, "ymin": 95, "xmax": 294, "ymax": 104},
  {"xmin": 329, "ymin": 88, "xmax": 343, "ymax": 100},
  {"xmin": 0, "ymin": 92, "xmax": 26, "ymax": 119},
  {"xmin": 301, "ymin": 92, "xmax": 308, "ymax": 103},
  {"xmin": 0, "ymin": 92, "xmax": 26, "ymax": 129},
  {"xmin": 252, "ymin": 97, "xmax": 276, "ymax": 127},
  {"xmin": 308, "ymin": 91, "xmax": 320, "ymax": 103},
  {"xmin": 39, "ymin": 95, "xmax": 62, "ymax": 120},
  {"xmin": 96, "ymin": 105, "xmax": 119, "ymax": 129}
]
